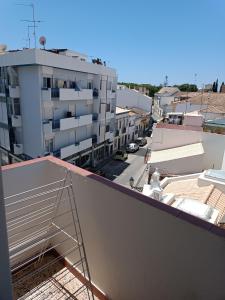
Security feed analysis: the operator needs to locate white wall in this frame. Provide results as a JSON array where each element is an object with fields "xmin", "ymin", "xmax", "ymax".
[
  {"xmin": 117, "ymin": 89, "xmax": 152, "ymax": 113},
  {"xmin": 18, "ymin": 65, "xmax": 44, "ymax": 157},
  {"xmin": 151, "ymin": 127, "xmax": 225, "ymax": 170},
  {"xmin": 150, "ymin": 153, "xmax": 204, "ymax": 175},
  {"xmin": 151, "ymin": 127, "xmax": 202, "ymax": 150}
]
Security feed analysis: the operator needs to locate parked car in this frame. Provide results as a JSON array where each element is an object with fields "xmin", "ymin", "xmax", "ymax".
[
  {"xmin": 126, "ymin": 143, "xmax": 139, "ymax": 153},
  {"xmin": 113, "ymin": 150, "xmax": 128, "ymax": 161},
  {"xmin": 135, "ymin": 137, "xmax": 147, "ymax": 146}
]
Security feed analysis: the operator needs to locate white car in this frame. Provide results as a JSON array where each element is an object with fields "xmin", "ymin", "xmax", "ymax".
[{"xmin": 126, "ymin": 143, "xmax": 139, "ymax": 153}]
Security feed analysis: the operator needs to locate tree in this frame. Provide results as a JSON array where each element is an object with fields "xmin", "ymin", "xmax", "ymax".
[
  {"xmin": 174, "ymin": 84, "xmax": 198, "ymax": 92},
  {"xmin": 220, "ymin": 82, "xmax": 224, "ymax": 93}
]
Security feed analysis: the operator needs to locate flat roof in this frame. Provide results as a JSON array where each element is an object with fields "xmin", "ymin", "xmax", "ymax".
[
  {"xmin": 116, "ymin": 106, "xmax": 130, "ymax": 114},
  {"xmin": 0, "ymin": 48, "xmax": 116, "ymax": 77},
  {"xmin": 163, "ymin": 177, "xmax": 225, "ymax": 224},
  {"xmin": 156, "ymin": 123, "xmax": 203, "ymax": 131},
  {"xmin": 149, "ymin": 143, "xmax": 204, "ymax": 163}
]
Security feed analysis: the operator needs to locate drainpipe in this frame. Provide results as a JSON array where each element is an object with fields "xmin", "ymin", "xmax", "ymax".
[{"xmin": 0, "ymin": 156, "xmax": 13, "ymax": 299}]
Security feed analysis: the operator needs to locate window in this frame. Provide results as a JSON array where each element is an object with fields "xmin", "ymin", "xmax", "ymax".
[
  {"xmin": 87, "ymin": 81, "xmax": 93, "ymax": 89},
  {"xmin": 106, "ymin": 103, "xmax": 110, "ymax": 112},
  {"xmin": 43, "ymin": 77, "xmax": 52, "ymax": 88},
  {"xmin": 45, "ymin": 139, "xmax": 53, "ymax": 153},
  {"xmin": 13, "ymin": 99, "xmax": 20, "ymax": 115},
  {"xmin": 105, "ymin": 125, "xmax": 110, "ymax": 132}
]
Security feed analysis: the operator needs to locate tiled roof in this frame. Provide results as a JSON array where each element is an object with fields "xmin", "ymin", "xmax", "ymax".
[
  {"xmin": 156, "ymin": 87, "xmax": 180, "ymax": 96},
  {"xmin": 156, "ymin": 123, "xmax": 203, "ymax": 131}
]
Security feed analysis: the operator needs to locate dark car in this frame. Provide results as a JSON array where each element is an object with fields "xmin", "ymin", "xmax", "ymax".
[{"xmin": 135, "ymin": 137, "xmax": 147, "ymax": 146}]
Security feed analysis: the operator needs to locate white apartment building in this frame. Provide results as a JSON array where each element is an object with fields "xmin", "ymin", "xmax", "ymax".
[
  {"xmin": 114, "ymin": 106, "xmax": 130, "ymax": 149},
  {"xmin": 116, "ymin": 85, "xmax": 152, "ymax": 113},
  {"xmin": 0, "ymin": 48, "xmax": 117, "ymax": 167}
]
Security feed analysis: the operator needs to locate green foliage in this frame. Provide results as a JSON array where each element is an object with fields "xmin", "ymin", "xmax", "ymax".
[
  {"xmin": 118, "ymin": 82, "xmax": 161, "ymax": 97},
  {"xmin": 174, "ymin": 83, "xmax": 198, "ymax": 92}
]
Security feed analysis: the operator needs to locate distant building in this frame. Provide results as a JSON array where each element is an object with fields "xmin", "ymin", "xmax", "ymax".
[
  {"xmin": 152, "ymin": 87, "xmax": 180, "ymax": 121},
  {"xmin": 136, "ymin": 86, "xmax": 149, "ymax": 95},
  {"xmin": 114, "ymin": 106, "xmax": 130, "ymax": 149},
  {"xmin": 0, "ymin": 48, "xmax": 117, "ymax": 167},
  {"xmin": 116, "ymin": 86, "xmax": 152, "ymax": 113}
]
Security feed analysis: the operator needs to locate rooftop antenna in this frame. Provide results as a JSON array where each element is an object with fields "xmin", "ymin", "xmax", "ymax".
[
  {"xmin": 17, "ymin": 3, "xmax": 42, "ymax": 48},
  {"xmin": 164, "ymin": 75, "xmax": 168, "ymax": 87}
]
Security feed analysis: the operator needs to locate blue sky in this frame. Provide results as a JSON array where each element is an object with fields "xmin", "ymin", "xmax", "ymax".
[{"xmin": 1, "ymin": 0, "xmax": 225, "ymax": 86}]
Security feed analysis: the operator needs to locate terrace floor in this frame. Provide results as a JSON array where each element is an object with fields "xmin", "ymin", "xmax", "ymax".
[{"xmin": 13, "ymin": 253, "xmax": 98, "ymax": 300}]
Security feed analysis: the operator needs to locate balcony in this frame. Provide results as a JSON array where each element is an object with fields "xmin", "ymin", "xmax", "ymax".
[
  {"xmin": 13, "ymin": 143, "xmax": 23, "ymax": 155},
  {"xmin": 41, "ymin": 88, "xmax": 51, "ymax": 101},
  {"xmin": 3, "ymin": 157, "xmax": 225, "ymax": 300},
  {"xmin": 56, "ymin": 114, "xmax": 92, "ymax": 131},
  {"xmin": 105, "ymin": 131, "xmax": 114, "ymax": 142},
  {"xmin": 60, "ymin": 137, "xmax": 92, "ymax": 159},
  {"xmin": 9, "ymin": 85, "xmax": 20, "ymax": 98},
  {"xmin": 11, "ymin": 115, "xmax": 21, "ymax": 127},
  {"xmin": 52, "ymin": 88, "xmax": 93, "ymax": 101}
]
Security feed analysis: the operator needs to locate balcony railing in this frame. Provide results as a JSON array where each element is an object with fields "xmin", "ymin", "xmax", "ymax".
[
  {"xmin": 60, "ymin": 137, "xmax": 92, "ymax": 159},
  {"xmin": 93, "ymin": 88, "xmax": 99, "ymax": 98},
  {"xmin": 92, "ymin": 134, "xmax": 98, "ymax": 144},
  {"xmin": 51, "ymin": 88, "xmax": 60, "ymax": 98},
  {"xmin": 52, "ymin": 114, "xmax": 92, "ymax": 131},
  {"xmin": 92, "ymin": 113, "xmax": 98, "ymax": 121},
  {"xmin": 51, "ymin": 88, "xmax": 93, "ymax": 101}
]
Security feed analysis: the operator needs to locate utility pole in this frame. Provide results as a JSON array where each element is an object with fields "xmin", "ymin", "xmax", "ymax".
[{"xmin": 0, "ymin": 155, "xmax": 13, "ymax": 299}]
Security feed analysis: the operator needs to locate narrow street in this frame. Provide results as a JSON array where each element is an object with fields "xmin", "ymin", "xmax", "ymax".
[{"xmin": 101, "ymin": 137, "xmax": 151, "ymax": 189}]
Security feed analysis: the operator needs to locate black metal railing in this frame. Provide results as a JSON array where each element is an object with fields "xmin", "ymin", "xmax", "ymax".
[
  {"xmin": 93, "ymin": 88, "xmax": 99, "ymax": 97},
  {"xmin": 51, "ymin": 88, "xmax": 59, "ymax": 98},
  {"xmin": 92, "ymin": 113, "xmax": 98, "ymax": 121},
  {"xmin": 92, "ymin": 135, "xmax": 97, "ymax": 144},
  {"xmin": 52, "ymin": 119, "xmax": 60, "ymax": 129}
]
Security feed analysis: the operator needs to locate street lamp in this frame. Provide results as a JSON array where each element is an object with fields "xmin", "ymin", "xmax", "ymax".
[{"xmin": 129, "ymin": 176, "xmax": 134, "ymax": 189}]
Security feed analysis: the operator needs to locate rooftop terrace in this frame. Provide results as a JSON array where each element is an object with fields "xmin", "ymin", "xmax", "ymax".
[{"xmin": 2, "ymin": 157, "xmax": 225, "ymax": 299}]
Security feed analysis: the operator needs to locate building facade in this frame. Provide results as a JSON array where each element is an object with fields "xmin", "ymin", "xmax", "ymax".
[{"xmin": 0, "ymin": 48, "xmax": 117, "ymax": 167}]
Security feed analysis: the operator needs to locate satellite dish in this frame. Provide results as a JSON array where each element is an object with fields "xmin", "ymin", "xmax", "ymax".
[
  {"xmin": 39, "ymin": 36, "xmax": 46, "ymax": 49},
  {"xmin": 0, "ymin": 44, "xmax": 7, "ymax": 54}
]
